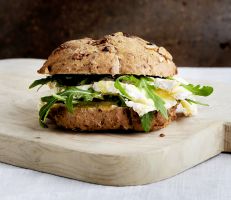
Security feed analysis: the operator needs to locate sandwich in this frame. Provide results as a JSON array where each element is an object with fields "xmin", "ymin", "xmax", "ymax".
[{"xmin": 29, "ymin": 32, "xmax": 213, "ymax": 132}]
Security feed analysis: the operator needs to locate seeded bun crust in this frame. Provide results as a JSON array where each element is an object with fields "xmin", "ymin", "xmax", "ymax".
[
  {"xmin": 48, "ymin": 103, "xmax": 177, "ymax": 132},
  {"xmin": 38, "ymin": 32, "xmax": 177, "ymax": 77}
]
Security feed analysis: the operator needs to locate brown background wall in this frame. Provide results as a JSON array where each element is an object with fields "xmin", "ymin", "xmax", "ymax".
[{"xmin": 0, "ymin": 0, "xmax": 231, "ymax": 66}]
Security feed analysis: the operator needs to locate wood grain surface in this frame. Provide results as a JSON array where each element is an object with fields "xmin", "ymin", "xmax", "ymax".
[{"xmin": 0, "ymin": 60, "xmax": 230, "ymax": 186}]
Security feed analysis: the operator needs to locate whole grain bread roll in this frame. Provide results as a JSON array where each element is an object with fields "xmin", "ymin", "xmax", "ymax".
[{"xmin": 38, "ymin": 32, "xmax": 177, "ymax": 77}]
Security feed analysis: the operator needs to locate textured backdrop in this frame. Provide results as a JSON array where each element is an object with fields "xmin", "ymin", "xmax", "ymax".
[{"xmin": 0, "ymin": 0, "xmax": 231, "ymax": 66}]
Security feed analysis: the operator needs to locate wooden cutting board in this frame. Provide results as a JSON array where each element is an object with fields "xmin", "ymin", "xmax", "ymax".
[{"xmin": 0, "ymin": 60, "xmax": 230, "ymax": 186}]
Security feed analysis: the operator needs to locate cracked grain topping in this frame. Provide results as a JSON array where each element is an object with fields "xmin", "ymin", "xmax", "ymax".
[{"xmin": 38, "ymin": 32, "xmax": 177, "ymax": 77}]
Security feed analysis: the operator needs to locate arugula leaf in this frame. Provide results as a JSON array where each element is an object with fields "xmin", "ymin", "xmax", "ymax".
[
  {"xmin": 79, "ymin": 79, "xmax": 89, "ymax": 85},
  {"xmin": 29, "ymin": 74, "xmax": 112, "ymax": 90},
  {"xmin": 141, "ymin": 112, "xmax": 154, "ymax": 132},
  {"xmin": 121, "ymin": 75, "xmax": 140, "ymax": 86},
  {"xmin": 65, "ymin": 93, "xmax": 74, "ymax": 112},
  {"xmin": 139, "ymin": 78, "xmax": 168, "ymax": 119},
  {"xmin": 41, "ymin": 95, "xmax": 53, "ymax": 103},
  {"xmin": 114, "ymin": 77, "xmax": 131, "ymax": 99},
  {"xmin": 115, "ymin": 75, "xmax": 140, "ymax": 86},
  {"xmin": 38, "ymin": 87, "xmax": 103, "ymax": 127},
  {"xmin": 52, "ymin": 94, "xmax": 66, "ymax": 101},
  {"xmin": 181, "ymin": 84, "xmax": 213, "ymax": 96},
  {"xmin": 166, "ymin": 77, "xmax": 174, "ymax": 80},
  {"xmin": 39, "ymin": 97, "xmax": 57, "ymax": 127},
  {"xmin": 118, "ymin": 95, "xmax": 126, "ymax": 106},
  {"xmin": 29, "ymin": 77, "xmax": 53, "ymax": 89},
  {"xmin": 186, "ymin": 99, "xmax": 209, "ymax": 106}
]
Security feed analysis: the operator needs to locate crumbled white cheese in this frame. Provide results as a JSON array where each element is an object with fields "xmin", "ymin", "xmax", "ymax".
[
  {"xmin": 172, "ymin": 86, "xmax": 193, "ymax": 100},
  {"xmin": 93, "ymin": 81, "xmax": 118, "ymax": 94},
  {"xmin": 77, "ymin": 84, "xmax": 92, "ymax": 90},
  {"xmin": 150, "ymin": 78, "xmax": 179, "ymax": 91},
  {"xmin": 52, "ymin": 78, "xmax": 198, "ymax": 117},
  {"xmin": 176, "ymin": 100, "xmax": 198, "ymax": 116},
  {"xmin": 125, "ymin": 101, "xmax": 155, "ymax": 116}
]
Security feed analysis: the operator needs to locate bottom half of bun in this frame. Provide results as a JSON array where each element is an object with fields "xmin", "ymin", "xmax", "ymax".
[{"xmin": 48, "ymin": 103, "xmax": 177, "ymax": 132}]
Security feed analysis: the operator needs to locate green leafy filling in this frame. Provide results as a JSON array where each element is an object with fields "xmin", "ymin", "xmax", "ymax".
[
  {"xmin": 181, "ymin": 84, "xmax": 213, "ymax": 97},
  {"xmin": 115, "ymin": 76, "xmax": 168, "ymax": 119},
  {"xmin": 114, "ymin": 75, "xmax": 168, "ymax": 130},
  {"xmin": 30, "ymin": 75, "xmax": 213, "ymax": 132},
  {"xmin": 141, "ymin": 112, "xmax": 155, "ymax": 132},
  {"xmin": 29, "ymin": 76, "xmax": 53, "ymax": 89},
  {"xmin": 38, "ymin": 87, "xmax": 103, "ymax": 127},
  {"xmin": 186, "ymin": 99, "xmax": 209, "ymax": 106}
]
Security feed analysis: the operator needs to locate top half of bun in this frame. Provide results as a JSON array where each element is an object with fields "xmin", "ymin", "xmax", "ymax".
[{"xmin": 38, "ymin": 32, "xmax": 177, "ymax": 77}]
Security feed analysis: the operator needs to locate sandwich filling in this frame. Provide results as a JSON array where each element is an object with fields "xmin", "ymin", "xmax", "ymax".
[{"xmin": 30, "ymin": 75, "xmax": 213, "ymax": 132}]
